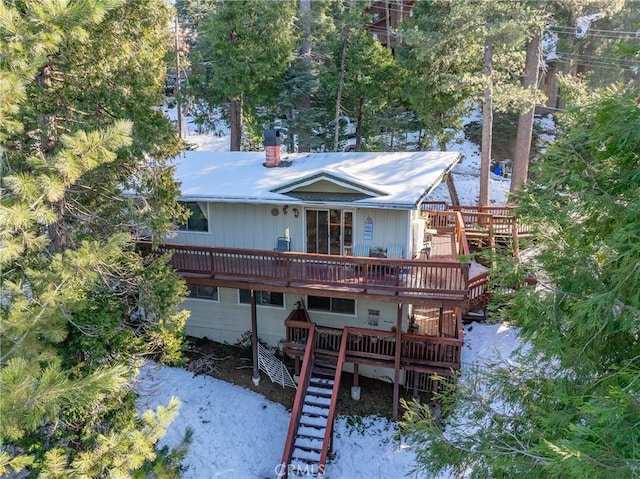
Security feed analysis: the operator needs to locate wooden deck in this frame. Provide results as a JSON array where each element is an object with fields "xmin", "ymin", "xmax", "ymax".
[
  {"xmin": 138, "ymin": 242, "xmax": 485, "ymax": 308},
  {"xmin": 421, "ymin": 203, "xmax": 532, "ymax": 258},
  {"xmin": 284, "ymin": 319, "xmax": 463, "ymax": 378}
]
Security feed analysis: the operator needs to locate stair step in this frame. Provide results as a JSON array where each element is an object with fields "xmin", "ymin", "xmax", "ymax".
[
  {"xmin": 309, "ymin": 377, "xmax": 334, "ymax": 387},
  {"xmin": 304, "ymin": 394, "xmax": 331, "ymax": 408},
  {"xmin": 297, "ymin": 425, "xmax": 326, "ymax": 440},
  {"xmin": 300, "ymin": 414, "xmax": 328, "ymax": 428},
  {"xmin": 302, "ymin": 404, "xmax": 329, "ymax": 418},
  {"xmin": 312, "ymin": 366, "xmax": 337, "ymax": 377},
  {"xmin": 293, "ymin": 447, "xmax": 321, "ymax": 463},
  {"xmin": 294, "ymin": 436, "xmax": 323, "ymax": 452},
  {"xmin": 314, "ymin": 356, "xmax": 337, "ymax": 367},
  {"xmin": 307, "ymin": 385, "xmax": 333, "ymax": 397}
]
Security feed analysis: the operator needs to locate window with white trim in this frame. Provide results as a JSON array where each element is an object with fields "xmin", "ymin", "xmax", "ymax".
[
  {"xmin": 238, "ymin": 289, "xmax": 284, "ymax": 307},
  {"xmin": 308, "ymin": 295, "xmax": 355, "ymax": 315},
  {"xmin": 188, "ymin": 284, "xmax": 218, "ymax": 301}
]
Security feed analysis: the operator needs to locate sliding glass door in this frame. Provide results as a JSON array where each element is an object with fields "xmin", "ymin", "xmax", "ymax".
[{"xmin": 306, "ymin": 209, "xmax": 353, "ymax": 255}]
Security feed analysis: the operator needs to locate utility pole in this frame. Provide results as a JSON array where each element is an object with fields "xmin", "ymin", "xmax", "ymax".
[{"xmin": 175, "ymin": 15, "xmax": 183, "ymax": 139}]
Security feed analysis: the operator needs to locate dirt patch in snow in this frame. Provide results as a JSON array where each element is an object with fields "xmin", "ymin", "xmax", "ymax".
[{"xmin": 183, "ymin": 336, "xmax": 417, "ymax": 418}]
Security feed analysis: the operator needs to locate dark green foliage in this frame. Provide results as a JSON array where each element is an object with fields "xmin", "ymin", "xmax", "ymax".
[
  {"xmin": 1, "ymin": 1, "xmax": 189, "ymax": 476},
  {"xmin": 401, "ymin": 84, "xmax": 640, "ymax": 478},
  {"xmin": 188, "ymin": 0, "xmax": 297, "ymax": 148}
]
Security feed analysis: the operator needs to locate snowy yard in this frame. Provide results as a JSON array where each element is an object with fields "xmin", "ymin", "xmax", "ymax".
[{"xmin": 135, "ymin": 322, "xmax": 522, "ymax": 479}]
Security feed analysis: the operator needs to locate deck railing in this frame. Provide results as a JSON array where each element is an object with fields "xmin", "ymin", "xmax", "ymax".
[
  {"xmin": 138, "ymin": 242, "xmax": 471, "ymax": 303},
  {"xmin": 421, "ymin": 203, "xmax": 533, "ymax": 238},
  {"xmin": 284, "ymin": 322, "xmax": 462, "ymax": 371},
  {"xmin": 468, "ymin": 270, "xmax": 490, "ymax": 312},
  {"xmin": 421, "ymin": 210, "xmax": 470, "ymax": 257}
]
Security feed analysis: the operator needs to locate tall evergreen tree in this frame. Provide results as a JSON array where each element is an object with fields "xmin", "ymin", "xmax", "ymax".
[
  {"xmin": 399, "ymin": 0, "xmax": 480, "ymax": 151},
  {"xmin": 189, "ymin": 0, "xmax": 297, "ymax": 150},
  {"xmin": 272, "ymin": 0, "xmax": 339, "ymax": 153},
  {"xmin": 1, "ymin": 1, "xmax": 189, "ymax": 475},
  {"xmin": 400, "ymin": 83, "xmax": 640, "ymax": 478},
  {"xmin": 400, "ymin": 0, "xmax": 538, "ymax": 204}
]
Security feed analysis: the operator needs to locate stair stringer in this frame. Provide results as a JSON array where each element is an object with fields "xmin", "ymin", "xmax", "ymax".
[{"xmin": 279, "ymin": 327, "xmax": 349, "ymax": 478}]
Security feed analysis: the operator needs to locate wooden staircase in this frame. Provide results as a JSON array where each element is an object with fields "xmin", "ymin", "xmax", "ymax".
[{"xmin": 279, "ymin": 326, "xmax": 348, "ymax": 478}]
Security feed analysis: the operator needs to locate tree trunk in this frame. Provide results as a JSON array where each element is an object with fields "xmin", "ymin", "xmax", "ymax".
[
  {"xmin": 229, "ymin": 96, "xmax": 242, "ymax": 151},
  {"xmin": 445, "ymin": 173, "xmax": 460, "ymax": 206},
  {"xmin": 511, "ymin": 30, "xmax": 541, "ymax": 196},
  {"xmin": 355, "ymin": 96, "xmax": 364, "ymax": 151},
  {"xmin": 479, "ymin": 42, "xmax": 493, "ymax": 207},
  {"xmin": 333, "ymin": 25, "xmax": 349, "ymax": 152},
  {"xmin": 297, "ymin": 0, "xmax": 312, "ymax": 153},
  {"xmin": 38, "ymin": 62, "xmax": 68, "ymax": 252}
]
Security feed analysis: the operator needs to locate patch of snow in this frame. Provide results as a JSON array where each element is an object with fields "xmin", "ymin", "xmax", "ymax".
[{"xmin": 136, "ymin": 321, "xmax": 522, "ymax": 478}]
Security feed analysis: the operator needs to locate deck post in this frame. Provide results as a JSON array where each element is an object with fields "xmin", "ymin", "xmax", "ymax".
[
  {"xmin": 250, "ymin": 289, "xmax": 260, "ymax": 386},
  {"xmin": 511, "ymin": 216, "xmax": 521, "ymax": 261},
  {"xmin": 392, "ymin": 303, "xmax": 403, "ymax": 421},
  {"xmin": 352, "ymin": 363, "xmax": 359, "ymax": 388}
]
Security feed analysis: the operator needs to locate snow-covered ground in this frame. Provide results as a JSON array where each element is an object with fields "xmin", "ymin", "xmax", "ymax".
[
  {"xmin": 135, "ymin": 109, "xmax": 543, "ymax": 478},
  {"xmin": 136, "ymin": 322, "xmax": 520, "ymax": 479}
]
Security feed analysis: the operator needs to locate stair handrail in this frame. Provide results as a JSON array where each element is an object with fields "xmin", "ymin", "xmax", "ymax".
[
  {"xmin": 454, "ymin": 210, "xmax": 470, "ymax": 257},
  {"xmin": 318, "ymin": 328, "xmax": 350, "ymax": 472},
  {"xmin": 279, "ymin": 323, "xmax": 316, "ymax": 479}
]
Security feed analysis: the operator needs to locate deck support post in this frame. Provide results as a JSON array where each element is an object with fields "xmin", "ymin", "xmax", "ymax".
[
  {"xmin": 250, "ymin": 290, "xmax": 260, "ymax": 386},
  {"xmin": 512, "ymin": 217, "xmax": 521, "ymax": 261},
  {"xmin": 353, "ymin": 363, "xmax": 359, "ymax": 388},
  {"xmin": 392, "ymin": 303, "xmax": 403, "ymax": 421}
]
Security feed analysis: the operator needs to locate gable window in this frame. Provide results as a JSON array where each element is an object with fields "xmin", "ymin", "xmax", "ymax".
[
  {"xmin": 188, "ymin": 284, "xmax": 218, "ymax": 301},
  {"xmin": 239, "ymin": 289, "xmax": 284, "ymax": 307},
  {"xmin": 308, "ymin": 295, "xmax": 355, "ymax": 315},
  {"xmin": 178, "ymin": 201, "xmax": 208, "ymax": 232}
]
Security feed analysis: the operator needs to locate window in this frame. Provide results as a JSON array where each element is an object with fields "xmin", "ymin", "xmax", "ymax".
[
  {"xmin": 178, "ymin": 202, "xmax": 208, "ymax": 232},
  {"xmin": 239, "ymin": 289, "xmax": 284, "ymax": 307},
  {"xmin": 308, "ymin": 295, "xmax": 355, "ymax": 315},
  {"xmin": 188, "ymin": 284, "xmax": 218, "ymax": 301},
  {"xmin": 367, "ymin": 309, "xmax": 380, "ymax": 326}
]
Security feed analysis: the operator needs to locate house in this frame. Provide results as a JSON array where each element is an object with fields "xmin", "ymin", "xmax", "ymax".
[
  {"xmin": 365, "ymin": 0, "xmax": 416, "ymax": 51},
  {"xmin": 138, "ymin": 148, "xmax": 498, "ymax": 475},
  {"xmin": 164, "ymin": 148, "xmax": 466, "ymax": 355}
]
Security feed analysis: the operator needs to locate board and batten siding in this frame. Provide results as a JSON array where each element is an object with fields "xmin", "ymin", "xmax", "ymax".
[
  {"xmin": 169, "ymin": 201, "xmax": 416, "ymax": 257},
  {"xmin": 183, "ymin": 290, "xmax": 408, "ymax": 381},
  {"xmin": 170, "ymin": 202, "xmax": 304, "ymax": 251},
  {"xmin": 351, "ymin": 208, "xmax": 412, "ymax": 258}
]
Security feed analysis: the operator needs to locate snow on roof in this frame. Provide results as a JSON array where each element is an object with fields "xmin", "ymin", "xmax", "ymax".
[
  {"xmin": 174, "ymin": 150, "xmax": 461, "ymax": 210},
  {"xmin": 576, "ymin": 13, "xmax": 605, "ymax": 38}
]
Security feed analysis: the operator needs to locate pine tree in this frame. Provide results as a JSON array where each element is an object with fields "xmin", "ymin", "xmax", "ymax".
[
  {"xmin": 1, "ymin": 1, "xmax": 189, "ymax": 475},
  {"xmin": 400, "ymin": 0, "xmax": 539, "ymax": 204},
  {"xmin": 400, "ymin": 83, "xmax": 640, "ymax": 478},
  {"xmin": 189, "ymin": 0, "xmax": 297, "ymax": 151},
  {"xmin": 272, "ymin": 0, "xmax": 339, "ymax": 153}
]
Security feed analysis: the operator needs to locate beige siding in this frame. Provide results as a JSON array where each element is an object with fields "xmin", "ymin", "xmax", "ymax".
[
  {"xmin": 183, "ymin": 289, "xmax": 408, "ymax": 382},
  {"xmin": 352, "ymin": 208, "xmax": 411, "ymax": 258},
  {"xmin": 185, "ymin": 291, "xmax": 408, "ymax": 346},
  {"xmin": 170, "ymin": 203, "xmax": 304, "ymax": 251},
  {"xmin": 169, "ymin": 202, "xmax": 415, "ymax": 256}
]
